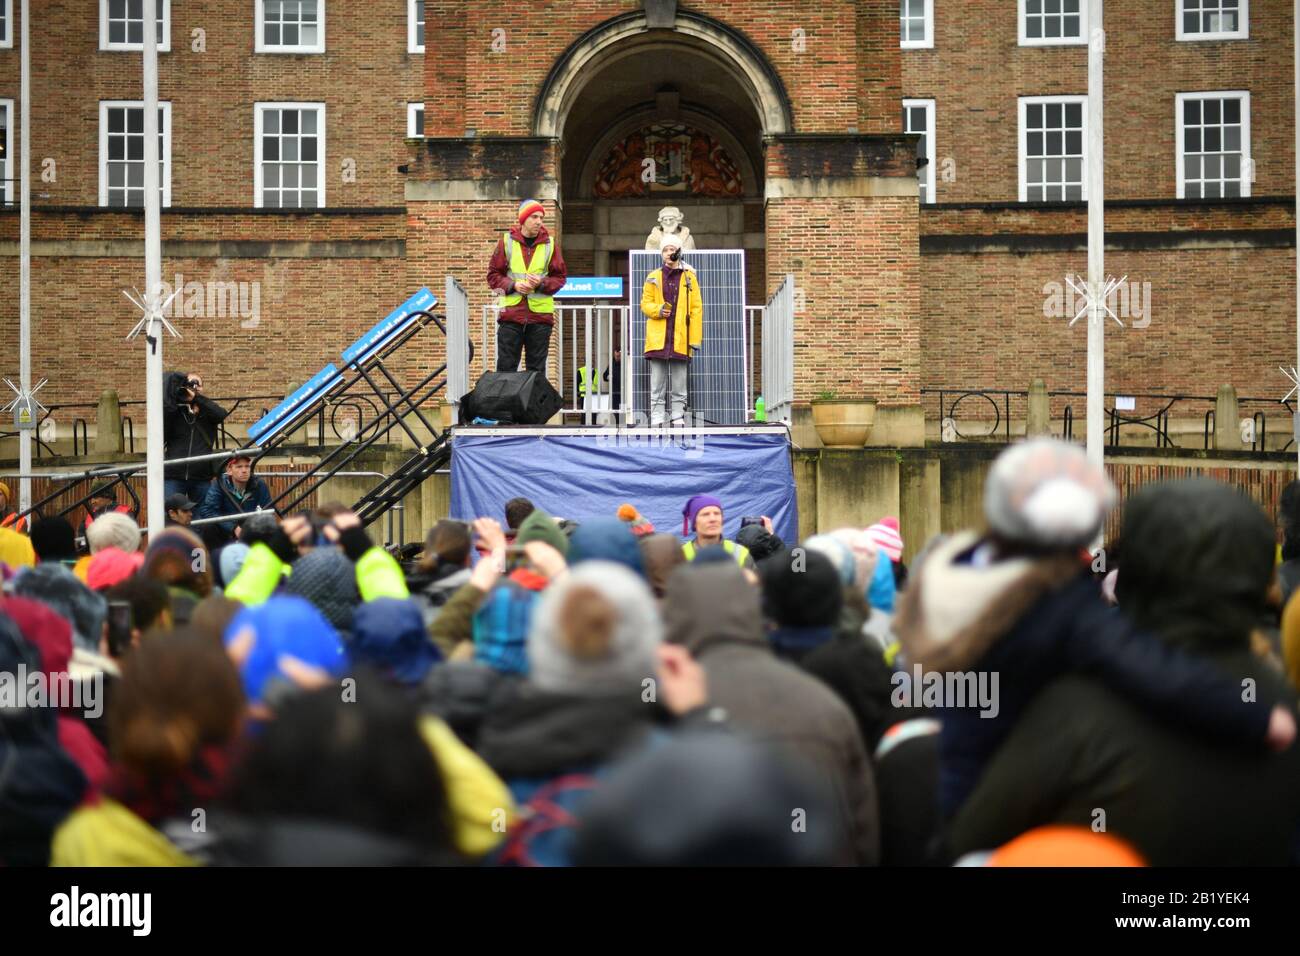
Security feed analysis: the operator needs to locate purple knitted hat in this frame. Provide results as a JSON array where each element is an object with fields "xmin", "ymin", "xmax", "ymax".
[{"xmin": 682, "ymin": 494, "xmax": 723, "ymax": 537}]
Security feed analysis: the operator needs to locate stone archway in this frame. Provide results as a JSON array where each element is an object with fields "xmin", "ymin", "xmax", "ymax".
[
  {"xmin": 534, "ymin": 9, "xmax": 794, "ymax": 141},
  {"xmin": 538, "ymin": 9, "xmax": 786, "ymax": 307}
]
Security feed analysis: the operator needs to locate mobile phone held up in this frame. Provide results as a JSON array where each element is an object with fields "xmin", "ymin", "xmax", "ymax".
[
  {"xmin": 107, "ymin": 600, "xmax": 133, "ymax": 657},
  {"xmin": 740, "ymin": 516, "xmax": 765, "ymax": 529}
]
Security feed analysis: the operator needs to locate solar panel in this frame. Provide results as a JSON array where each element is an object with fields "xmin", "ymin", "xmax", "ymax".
[{"xmin": 629, "ymin": 250, "xmax": 749, "ymax": 425}]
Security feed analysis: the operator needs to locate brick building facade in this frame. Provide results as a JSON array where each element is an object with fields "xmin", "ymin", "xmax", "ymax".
[{"xmin": 0, "ymin": 1, "xmax": 1294, "ymax": 443}]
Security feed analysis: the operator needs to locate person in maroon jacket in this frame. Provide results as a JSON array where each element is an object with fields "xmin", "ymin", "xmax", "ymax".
[{"xmin": 485, "ymin": 199, "xmax": 568, "ymax": 374}]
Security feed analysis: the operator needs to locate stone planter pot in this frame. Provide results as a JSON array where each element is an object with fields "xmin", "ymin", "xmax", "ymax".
[{"xmin": 810, "ymin": 399, "xmax": 877, "ymax": 448}]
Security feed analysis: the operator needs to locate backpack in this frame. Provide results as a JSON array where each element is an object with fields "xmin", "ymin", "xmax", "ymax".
[{"xmin": 494, "ymin": 772, "xmax": 601, "ymax": 867}]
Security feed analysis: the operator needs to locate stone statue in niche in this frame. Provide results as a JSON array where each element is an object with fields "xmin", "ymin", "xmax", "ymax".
[{"xmin": 644, "ymin": 206, "xmax": 696, "ymax": 251}]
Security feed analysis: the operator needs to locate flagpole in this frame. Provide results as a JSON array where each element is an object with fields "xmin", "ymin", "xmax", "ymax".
[
  {"xmin": 1086, "ymin": 0, "xmax": 1105, "ymax": 470},
  {"xmin": 142, "ymin": 0, "xmax": 164, "ymax": 534},
  {"xmin": 18, "ymin": 0, "xmax": 30, "ymax": 512}
]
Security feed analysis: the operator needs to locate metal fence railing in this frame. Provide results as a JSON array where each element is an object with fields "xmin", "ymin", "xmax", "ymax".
[
  {"xmin": 475, "ymin": 302, "xmax": 767, "ymax": 425},
  {"xmin": 922, "ymin": 387, "xmax": 1295, "ymax": 453},
  {"xmin": 478, "ymin": 304, "xmax": 631, "ymax": 422},
  {"xmin": 762, "ymin": 275, "xmax": 795, "ymax": 425},
  {"xmin": 445, "ymin": 276, "xmax": 471, "ymax": 418}
]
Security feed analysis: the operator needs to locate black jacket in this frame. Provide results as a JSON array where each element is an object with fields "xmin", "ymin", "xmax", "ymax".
[
  {"xmin": 896, "ymin": 535, "xmax": 1276, "ymax": 820},
  {"xmin": 474, "ymin": 684, "xmax": 655, "ymax": 783},
  {"xmin": 948, "ymin": 660, "xmax": 1300, "ymax": 865},
  {"xmin": 163, "ymin": 374, "xmax": 229, "ymax": 481},
  {"xmin": 418, "ymin": 661, "xmax": 518, "ymax": 751},
  {"xmin": 665, "ymin": 564, "xmax": 881, "ymax": 865},
  {"xmin": 951, "ymin": 478, "xmax": 1300, "ymax": 865}
]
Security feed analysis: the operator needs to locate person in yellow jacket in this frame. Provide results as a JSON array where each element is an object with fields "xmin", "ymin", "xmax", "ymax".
[
  {"xmin": 640, "ymin": 233, "xmax": 703, "ymax": 428},
  {"xmin": 0, "ymin": 525, "xmax": 36, "ymax": 571},
  {"xmin": 0, "ymin": 480, "xmax": 28, "ymax": 533}
]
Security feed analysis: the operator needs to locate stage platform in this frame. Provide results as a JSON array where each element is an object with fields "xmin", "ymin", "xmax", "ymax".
[{"xmin": 448, "ymin": 424, "xmax": 798, "ymax": 544}]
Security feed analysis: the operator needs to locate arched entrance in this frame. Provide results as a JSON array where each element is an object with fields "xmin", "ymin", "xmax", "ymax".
[{"xmin": 535, "ymin": 10, "xmax": 791, "ymax": 304}]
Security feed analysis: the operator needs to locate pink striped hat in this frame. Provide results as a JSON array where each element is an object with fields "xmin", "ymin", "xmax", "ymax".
[{"xmin": 866, "ymin": 517, "xmax": 904, "ymax": 562}]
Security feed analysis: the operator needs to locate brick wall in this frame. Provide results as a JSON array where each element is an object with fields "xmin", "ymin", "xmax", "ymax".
[
  {"xmin": 0, "ymin": 1, "xmax": 424, "ymax": 208},
  {"xmin": 768, "ymin": 194, "xmax": 920, "ymax": 403},
  {"xmin": 902, "ymin": 0, "xmax": 1295, "ymax": 203},
  {"xmin": 1, "ymin": 1, "xmax": 1296, "ymax": 424},
  {"xmin": 406, "ymin": 198, "xmax": 517, "ymax": 385},
  {"xmin": 922, "ymin": 242, "xmax": 1296, "ymax": 401},
  {"xmin": 419, "ymin": 0, "xmax": 867, "ymax": 137},
  {"xmin": 0, "ymin": 244, "xmax": 409, "ymax": 410}
]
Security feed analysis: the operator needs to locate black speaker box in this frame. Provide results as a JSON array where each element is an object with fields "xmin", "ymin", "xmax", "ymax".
[{"xmin": 459, "ymin": 371, "xmax": 563, "ymax": 425}]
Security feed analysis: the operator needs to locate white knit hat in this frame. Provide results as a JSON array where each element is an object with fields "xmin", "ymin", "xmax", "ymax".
[
  {"xmin": 659, "ymin": 232, "xmax": 685, "ymax": 253},
  {"xmin": 984, "ymin": 438, "xmax": 1115, "ymax": 548}
]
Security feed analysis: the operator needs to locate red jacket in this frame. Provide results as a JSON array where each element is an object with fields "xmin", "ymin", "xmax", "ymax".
[{"xmin": 486, "ymin": 224, "xmax": 568, "ymax": 326}]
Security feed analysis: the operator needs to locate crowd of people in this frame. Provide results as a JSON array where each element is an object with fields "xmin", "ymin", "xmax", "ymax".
[{"xmin": 1, "ymin": 437, "xmax": 1298, "ymax": 866}]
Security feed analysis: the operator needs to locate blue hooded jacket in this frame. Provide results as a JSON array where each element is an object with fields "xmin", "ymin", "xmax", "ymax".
[
  {"xmin": 566, "ymin": 519, "xmax": 645, "ymax": 577},
  {"xmin": 351, "ymin": 598, "xmax": 443, "ymax": 686},
  {"xmin": 223, "ymin": 596, "xmax": 348, "ymax": 708}
]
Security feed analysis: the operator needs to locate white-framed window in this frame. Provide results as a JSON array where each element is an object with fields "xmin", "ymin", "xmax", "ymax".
[
  {"xmin": 903, "ymin": 99, "xmax": 935, "ymax": 204},
  {"xmin": 1019, "ymin": 95, "xmax": 1087, "ymax": 202},
  {"xmin": 255, "ymin": 103, "xmax": 325, "ymax": 208},
  {"xmin": 1177, "ymin": 0, "xmax": 1248, "ymax": 41},
  {"xmin": 1177, "ymin": 91, "xmax": 1250, "ymax": 199},
  {"xmin": 1020, "ymin": 0, "xmax": 1086, "ymax": 46},
  {"xmin": 99, "ymin": 101, "xmax": 171, "ymax": 207},
  {"xmin": 0, "ymin": 0, "xmax": 13, "ymax": 50},
  {"xmin": 0, "ymin": 99, "xmax": 12, "ymax": 206},
  {"xmin": 100, "ymin": 0, "xmax": 171, "ymax": 52},
  {"xmin": 407, "ymin": 103, "xmax": 424, "ymax": 138},
  {"xmin": 256, "ymin": 0, "xmax": 325, "ymax": 54},
  {"xmin": 900, "ymin": 0, "xmax": 933, "ymax": 49},
  {"xmin": 409, "ymin": 0, "xmax": 424, "ymax": 53}
]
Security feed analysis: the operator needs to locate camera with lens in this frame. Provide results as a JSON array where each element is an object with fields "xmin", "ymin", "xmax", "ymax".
[{"xmin": 167, "ymin": 372, "xmax": 199, "ymax": 404}]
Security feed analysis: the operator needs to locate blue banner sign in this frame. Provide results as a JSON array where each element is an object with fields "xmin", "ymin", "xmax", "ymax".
[
  {"xmin": 341, "ymin": 288, "xmax": 438, "ymax": 365},
  {"xmin": 249, "ymin": 364, "xmax": 343, "ymax": 444},
  {"xmin": 555, "ymin": 277, "xmax": 624, "ymax": 299}
]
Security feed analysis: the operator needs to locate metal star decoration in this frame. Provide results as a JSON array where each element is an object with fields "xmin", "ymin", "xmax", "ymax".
[
  {"xmin": 1066, "ymin": 273, "xmax": 1128, "ymax": 328},
  {"xmin": 123, "ymin": 285, "xmax": 184, "ymax": 342},
  {"xmin": 1279, "ymin": 365, "xmax": 1300, "ymax": 404},
  {"xmin": 0, "ymin": 377, "xmax": 48, "ymax": 417}
]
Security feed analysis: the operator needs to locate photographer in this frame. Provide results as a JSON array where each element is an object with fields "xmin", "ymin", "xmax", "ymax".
[{"xmin": 163, "ymin": 370, "xmax": 229, "ymax": 505}]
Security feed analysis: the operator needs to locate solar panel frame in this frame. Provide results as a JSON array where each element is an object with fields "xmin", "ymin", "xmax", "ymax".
[{"xmin": 628, "ymin": 249, "xmax": 749, "ymax": 426}]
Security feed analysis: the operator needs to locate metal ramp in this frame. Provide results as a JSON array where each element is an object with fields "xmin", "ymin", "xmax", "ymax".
[
  {"xmin": 3, "ymin": 283, "xmax": 472, "ymax": 535},
  {"xmin": 247, "ymin": 286, "xmax": 471, "ymax": 528}
]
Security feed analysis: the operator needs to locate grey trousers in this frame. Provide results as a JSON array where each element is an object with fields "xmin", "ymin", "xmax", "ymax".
[{"xmin": 648, "ymin": 358, "xmax": 689, "ymax": 425}]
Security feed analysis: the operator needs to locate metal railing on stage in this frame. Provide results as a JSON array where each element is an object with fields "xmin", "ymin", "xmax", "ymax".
[
  {"xmin": 476, "ymin": 302, "xmax": 768, "ymax": 424},
  {"xmin": 762, "ymin": 276, "xmax": 795, "ymax": 425}
]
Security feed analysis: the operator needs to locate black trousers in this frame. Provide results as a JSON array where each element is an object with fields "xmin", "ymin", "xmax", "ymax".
[{"xmin": 496, "ymin": 321, "xmax": 552, "ymax": 374}]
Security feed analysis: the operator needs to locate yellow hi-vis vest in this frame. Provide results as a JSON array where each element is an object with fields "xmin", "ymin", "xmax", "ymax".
[
  {"xmin": 681, "ymin": 539, "xmax": 751, "ymax": 567},
  {"xmin": 499, "ymin": 231, "xmax": 555, "ymax": 314},
  {"xmin": 578, "ymin": 365, "xmax": 592, "ymax": 397}
]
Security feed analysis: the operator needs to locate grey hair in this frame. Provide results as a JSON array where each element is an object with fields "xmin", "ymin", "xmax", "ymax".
[{"xmin": 86, "ymin": 511, "xmax": 142, "ymax": 555}]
